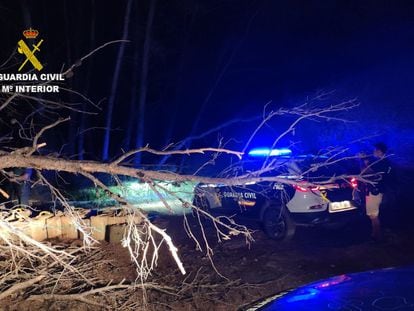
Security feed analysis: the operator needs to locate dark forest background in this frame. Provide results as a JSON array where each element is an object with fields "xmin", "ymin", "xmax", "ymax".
[{"xmin": 0, "ymin": 0, "xmax": 413, "ymax": 171}]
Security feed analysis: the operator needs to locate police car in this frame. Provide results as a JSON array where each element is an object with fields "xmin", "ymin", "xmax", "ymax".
[{"xmin": 195, "ymin": 148, "xmax": 362, "ymax": 240}]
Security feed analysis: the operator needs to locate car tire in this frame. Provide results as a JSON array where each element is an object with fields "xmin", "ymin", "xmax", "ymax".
[{"xmin": 262, "ymin": 205, "xmax": 296, "ymax": 241}]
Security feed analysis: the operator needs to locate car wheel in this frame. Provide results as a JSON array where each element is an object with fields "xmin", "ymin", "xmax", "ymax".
[{"xmin": 262, "ymin": 206, "xmax": 296, "ymax": 241}]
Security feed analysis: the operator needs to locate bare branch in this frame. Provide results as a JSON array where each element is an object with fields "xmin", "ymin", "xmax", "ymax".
[
  {"xmin": 0, "ymin": 93, "xmax": 18, "ymax": 112},
  {"xmin": 28, "ymin": 117, "xmax": 70, "ymax": 155},
  {"xmin": 112, "ymin": 146, "xmax": 243, "ymax": 166}
]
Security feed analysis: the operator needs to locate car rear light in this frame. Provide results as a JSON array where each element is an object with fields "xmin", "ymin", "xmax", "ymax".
[
  {"xmin": 293, "ymin": 184, "xmax": 319, "ymax": 192},
  {"xmin": 293, "ymin": 184, "xmax": 307, "ymax": 192},
  {"xmin": 350, "ymin": 178, "xmax": 358, "ymax": 189}
]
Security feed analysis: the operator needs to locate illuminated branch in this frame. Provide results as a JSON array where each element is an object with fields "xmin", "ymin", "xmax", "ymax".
[
  {"xmin": 79, "ymin": 171, "xmax": 186, "ymax": 276},
  {"xmin": 111, "ymin": 146, "xmax": 243, "ymax": 166}
]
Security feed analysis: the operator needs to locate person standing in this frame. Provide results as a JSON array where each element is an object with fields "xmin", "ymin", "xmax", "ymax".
[
  {"xmin": 7, "ymin": 167, "xmax": 32, "ymax": 206},
  {"xmin": 363, "ymin": 143, "xmax": 392, "ymax": 241}
]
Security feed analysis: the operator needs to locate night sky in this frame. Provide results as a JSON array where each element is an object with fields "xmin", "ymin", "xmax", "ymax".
[{"xmin": 1, "ymin": 1, "xmax": 413, "ymax": 166}]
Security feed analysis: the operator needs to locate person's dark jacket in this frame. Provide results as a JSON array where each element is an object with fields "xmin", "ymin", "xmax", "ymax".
[{"xmin": 366, "ymin": 157, "xmax": 392, "ymax": 195}]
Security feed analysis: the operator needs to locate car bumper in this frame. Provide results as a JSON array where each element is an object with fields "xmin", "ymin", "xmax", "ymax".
[{"xmin": 290, "ymin": 206, "xmax": 360, "ymax": 226}]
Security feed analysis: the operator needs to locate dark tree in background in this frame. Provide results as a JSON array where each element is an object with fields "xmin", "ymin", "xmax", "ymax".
[
  {"xmin": 78, "ymin": 0, "xmax": 96, "ymax": 160},
  {"xmin": 1, "ymin": 0, "xmax": 413, "ymax": 165},
  {"xmin": 135, "ymin": 0, "xmax": 157, "ymax": 166},
  {"xmin": 102, "ymin": 0, "xmax": 133, "ymax": 161}
]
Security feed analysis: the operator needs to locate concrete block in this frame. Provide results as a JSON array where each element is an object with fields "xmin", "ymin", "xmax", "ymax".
[
  {"xmin": 108, "ymin": 224, "xmax": 126, "ymax": 243},
  {"xmin": 46, "ymin": 216, "xmax": 62, "ymax": 239},
  {"xmin": 90, "ymin": 215, "xmax": 109, "ymax": 241},
  {"xmin": 60, "ymin": 216, "xmax": 79, "ymax": 239}
]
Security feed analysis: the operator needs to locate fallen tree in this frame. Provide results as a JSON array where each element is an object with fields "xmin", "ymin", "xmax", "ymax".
[{"xmin": 0, "ymin": 43, "xmax": 370, "ymax": 309}]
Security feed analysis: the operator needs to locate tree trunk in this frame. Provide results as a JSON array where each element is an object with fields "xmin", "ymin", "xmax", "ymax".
[
  {"xmin": 134, "ymin": 0, "xmax": 157, "ymax": 166},
  {"xmin": 158, "ymin": 3, "xmax": 198, "ymax": 169},
  {"xmin": 78, "ymin": 0, "xmax": 96, "ymax": 160},
  {"xmin": 123, "ymin": 36, "xmax": 140, "ymax": 151},
  {"xmin": 102, "ymin": 0, "xmax": 133, "ymax": 161},
  {"xmin": 176, "ymin": 8, "xmax": 260, "ymax": 170},
  {"xmin": 63, "ymin": 0, "xmax": 78, "ymax": 156}
]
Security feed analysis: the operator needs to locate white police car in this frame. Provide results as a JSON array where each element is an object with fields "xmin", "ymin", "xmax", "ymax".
[{"xmin": 195, "ymin": 148, "xmax": 362, "ymax": 240}]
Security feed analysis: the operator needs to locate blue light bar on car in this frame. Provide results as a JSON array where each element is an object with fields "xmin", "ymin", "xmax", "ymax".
[{"xmin": 248, "ymin": 148, "xmax": 292, "ymax": 157}]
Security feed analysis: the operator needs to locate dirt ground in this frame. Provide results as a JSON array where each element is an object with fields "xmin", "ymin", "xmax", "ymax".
[
  {"xmin": 3, "ymin": 212, "xmax": 414, "ymax": 311},
  {"xmin": 150, "ymin": 215, "xmax": 414, "ymax": 310}
]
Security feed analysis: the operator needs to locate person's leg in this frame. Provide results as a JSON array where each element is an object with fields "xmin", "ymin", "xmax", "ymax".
[
  {"xmin": 366, "ymin": 193, "xmax": 383, "ymax": 240},
  {"xmin": 20, "ymin": 169, "xmax": 32, "ymax": 206},
  {"xmin": 16, "ymin": 183, "xmax": 23, "ymax": 205},
  {"xmin": 20, "ymin": 181, "xmax": 30, "ymax": 206},
  {"xmin": 369, "ymin": 216, "xmax": 381, "ymax": 240},
  {"xmin": 9, "ymin": 182, "xmax": 20, "ymax": 205}
]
